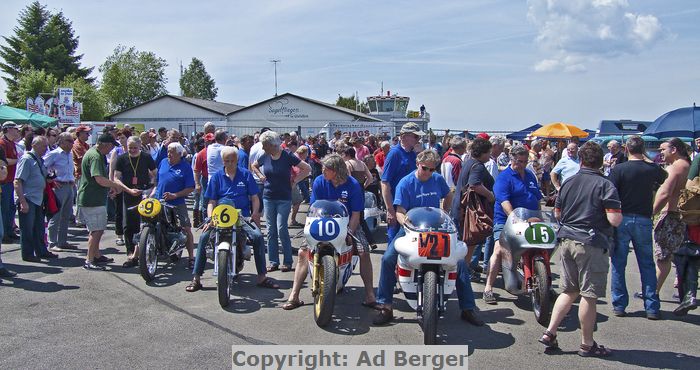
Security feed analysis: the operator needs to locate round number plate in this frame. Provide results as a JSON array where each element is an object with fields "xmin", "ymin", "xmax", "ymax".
[
  {"xmin": 309, "ymin": 218, "xmax": 340, "ymax": 241},
  {"xmin": 524, "ymin": 224, "xmax": 555, "ymax": 244},
  {"xmin": 212, "ymin": 204, "xmax": 238, "ymax": 227},
  {"xmin": 137, "ymin": 198, "xmax": 161, "ymax": 218}
]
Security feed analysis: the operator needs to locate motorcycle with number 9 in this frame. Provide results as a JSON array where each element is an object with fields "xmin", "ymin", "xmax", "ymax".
[
  {"xmin": 303, "ymin": 200, "xmax": 359, "ymax": 327},
  {"xmin": 394, "ymin": 207, "xmax": 467, "ymax": 345},
  {"xmin": 133, "ymin": 197, "xmax": 187, "ymax": 282}
]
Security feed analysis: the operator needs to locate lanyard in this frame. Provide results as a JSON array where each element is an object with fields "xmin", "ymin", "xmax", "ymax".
[{"xmin": 129, "ymin": 154, "xmax": 141, "ymax": 176}]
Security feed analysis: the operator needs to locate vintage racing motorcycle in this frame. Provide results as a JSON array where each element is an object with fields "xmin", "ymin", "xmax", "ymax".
[
  {"xmin": 134, "ymin": 197, "xmax": 187, "ymax": 282},
  {"xmin": 303, "ymin": 200, "xmax": 359, "ymax": 327},
  {"xmin": 394, "ymin": 207, "xmax": 468, "ymax": 345},
  {"xmin": 499, "ymin": 207, "xmax": 560, "ymax": 326}
]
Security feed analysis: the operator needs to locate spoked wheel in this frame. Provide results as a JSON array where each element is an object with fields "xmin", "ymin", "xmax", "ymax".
[
  {"xmin": 314, "ymin": 255, "xmax": 337, "ymax": 327},
  {"xmin": 422, "ymin": 270, "xmax": 439, "ymax": 345},
  {"xmin": 217, "ymin": 249, "xmax": 234, "ymax": 308},
  {"xmin": 532, "ymin": 259, "xmax": 552, "ymax": 326},
  {"xmin": 139, "ymin": 226, "xmax": 158, "ymax": 282}
]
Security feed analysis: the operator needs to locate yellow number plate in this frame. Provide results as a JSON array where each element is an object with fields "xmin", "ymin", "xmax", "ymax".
[
  {"xmin": 212, "ymin": 204, "xmax": 238, "ymax": 228},
  {"xmin": 137, "ymin": 198, "xmax": 161, "ymax": 218}
]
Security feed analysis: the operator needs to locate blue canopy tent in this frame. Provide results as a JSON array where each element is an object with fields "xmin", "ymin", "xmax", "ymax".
[
  {"xmin": 644, "ymin": 105, "xmax": 699, "ymax": 139},
  {"xmin": 506, "ymin": 124, "xmax": 541, "ymax": 141}
]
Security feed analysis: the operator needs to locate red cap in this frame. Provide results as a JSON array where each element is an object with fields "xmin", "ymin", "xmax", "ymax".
[
  {"xmin": 476, "ymin": 132, "xmax": 490, "ymax": 140},
  {"xmin": 204, "ymin": 133, "xmax": 215, "ymax": 142},
  {"xmin": 76, "ymin": 125, "xmax": 92, "ymax": 132}
]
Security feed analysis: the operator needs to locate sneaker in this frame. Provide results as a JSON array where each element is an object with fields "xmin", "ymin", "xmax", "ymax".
[
  {"xmin": 470, "ymin": 272, "xmax": 481, "ymax": 283},
  {"xmin": 483, "ymin": 290, "xmax": 497, "ymax": 305},
  {"xmin": 83, "ymin": 261, "xmax": 105, "ymax": 271},
  {"xmin": 115, "ymin": 239, "xmax": 125, "ymax": 246},
  {"xmin": 612, "ymin": 310, "xmax": 627, "ymax": 317},
  {"xmin": 633, "ymin": 291, "xmax": 644, "ymax": 299},
  {"xmin": 40, "ymin": 252, "xmax": 59, "ymax": 259},
  {"xmin": 94, "ymin": 255, "xmax": 114, "ymax": 264},
  {"xmin": 122, "ymin": 258, "xmax": 138, "ymax": 268},
  {"xmin": 0, "ymin": 267, "xmax": 17, "ymax": 278},
  {"xmin": 372, "ymin": 308, "xmax": 394, "ymax": 326},
  {"xmin": 646, "ymin": 312, "xmax": 661, "ymax": 320},
  {"xmin": 49, "ymin": 246, "xmax": 63, "ymax": 253},
  {"xmin": 461, "ymin": 309, "xmax": 485, "ymax": 326}
]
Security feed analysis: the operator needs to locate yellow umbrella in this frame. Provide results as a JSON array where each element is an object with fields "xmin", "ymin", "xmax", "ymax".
[{"xmin": 530, "ymin": 122, "xmax": 589, "ymax": 139}]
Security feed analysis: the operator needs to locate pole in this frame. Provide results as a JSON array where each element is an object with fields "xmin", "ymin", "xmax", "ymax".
[{"xmin": 270, "ymin": 59, "xmax": 281, "ymax": 96}]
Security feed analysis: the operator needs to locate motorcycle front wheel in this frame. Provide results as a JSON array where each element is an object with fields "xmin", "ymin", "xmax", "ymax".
[
  {"xmin": 139, "ymin": 226, "xmax": 158, "ymax": 282},
  {"xmin": 532, "ymin": 259, "xmax": 552, "ymax": 326},
  {"xmin": 314, "ymin": 254, "xmax": 337, "ymax": 327},
  {"xmin": 422, "ymin": 269, "xmax": 439, "ymax": 345},
  {"xmin": 217, "ymin": 249, "xmax": 234, "ymax": 308}
]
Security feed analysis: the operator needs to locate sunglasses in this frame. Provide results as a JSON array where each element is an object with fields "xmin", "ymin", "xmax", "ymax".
[{"xmin": 420, "ymin": 165, "xmax": 436, "ymax": 172}]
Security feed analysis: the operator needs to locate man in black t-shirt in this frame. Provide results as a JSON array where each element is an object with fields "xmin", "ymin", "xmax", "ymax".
[
  {"xmin": 608, "ymin": 136, "xmax": 667, "ymax": 320},
  {"xmin": 113, "ymin": 136, "xmax": 156, "ymax": 267}
]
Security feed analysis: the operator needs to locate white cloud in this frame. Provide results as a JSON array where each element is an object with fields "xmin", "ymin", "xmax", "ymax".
[{"xmin": 527, "ymin": 0, "xmax": 666, "ymax": 72}]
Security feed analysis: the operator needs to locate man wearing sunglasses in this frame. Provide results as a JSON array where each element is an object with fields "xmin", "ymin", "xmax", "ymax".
[{"xmin": 374, "ymin": 149, "xmax": 462, "ymax": 325}]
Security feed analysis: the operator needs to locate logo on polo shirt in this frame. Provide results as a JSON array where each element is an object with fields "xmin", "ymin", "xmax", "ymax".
[
  {"xmin": 340, "ymin": 190, "xmax": 348, "ymax": 199},
  {"xmin": 174, "ymin": 169, "xmax": 181, "ymax": 175},
  {"xmin": 237, "ymin": 181, "xmax": 246, "ymax": 187},
  {"xmin": 529, "ymin": 181, "xmax": 537, "ymax": 189}
]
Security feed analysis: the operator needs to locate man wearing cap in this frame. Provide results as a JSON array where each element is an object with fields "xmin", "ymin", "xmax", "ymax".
[
  {"xmin": 72, "ymin": 125, "xmax": 92, "ymax": 225},
  {"xmin": 329, "ymin": 130, "xmax": 342, "ymax": 150},
  {"xmin": 15, "ymin": 136, "xmax": 55, "ymax": 262},
  {"xmin": 157, "ymin": 127, "xmax": 168, "ymax": 144},
  {"xmin": 44, "ymin": 132, "xmax": 77, "ymax": 252},
  {"xmin": 0, "ymin": 121, "xmax": 21, "ymax": 242},
  {"xmin": 77, "ymin": 134, "xmax": 121, "ymax": 270},
  {"xmin": 381, "ymin": 122, "xmax": 424, "ymax": 242}
]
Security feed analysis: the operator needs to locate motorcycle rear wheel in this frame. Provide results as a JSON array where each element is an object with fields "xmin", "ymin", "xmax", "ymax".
[
  {"xmin": 314, "ymin": 255, "xmax": 337, "ymax": 327},
  {"xmin": 532, "ymin": 259, "xmax": 552, "ymax": 326},
  {"xmin": 422, "ymin": 270, "xmax": 439, "ymax": 345},
  {"xmin": 139, "ymin": 226, "xmax": 158, "ymax": 282},
  {"xmin": 217, "ymin": 249, "xmax": 233, "ymax": 308}
]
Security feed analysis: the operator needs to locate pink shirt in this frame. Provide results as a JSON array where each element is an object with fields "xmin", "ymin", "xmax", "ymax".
[{"xmin": 355, "ymin": 145, "xmax": 370, "ymax": 161}]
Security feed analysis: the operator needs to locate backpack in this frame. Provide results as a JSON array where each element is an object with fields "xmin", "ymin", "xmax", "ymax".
[{"xmin": 678, "ymin": 176, "xmax": 700, "ymax": 226}]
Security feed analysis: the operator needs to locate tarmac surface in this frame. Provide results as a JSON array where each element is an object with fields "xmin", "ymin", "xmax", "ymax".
[{"xmin": 0, "ymin": 204, "xmax": 698, "ymax": 369}]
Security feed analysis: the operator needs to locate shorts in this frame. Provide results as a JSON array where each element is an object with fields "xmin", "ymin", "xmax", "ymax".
[
  {"xmin": 559, "ymin": 238, "xmax": 609, "ymax": 299},
  {"xmin": 172, "ymin": 203, "xmax": 192, "ymax": 227},
  {"xmin": 493, "ymin": 223, "xmax": 504, "ymax": 241},
  {"xmin": 654, "ymin": 211, "xmax": 685, "ymax": 261},
  {"xmin": 291, "ymin": 185, "xmax": 303, "ymax": 205},
  {"xmin": 80, "ymin": 206, "xmax": 107, "ymax": 232}
]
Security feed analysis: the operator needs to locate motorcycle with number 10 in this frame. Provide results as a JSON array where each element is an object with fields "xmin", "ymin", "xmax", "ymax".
[
  {"xmin": 394, "ymin": 207, "xmax": 468, "ymax": 345},
  {"xmin": 303, "ymin": 200, "xmax": 359, "ymax": 327}
]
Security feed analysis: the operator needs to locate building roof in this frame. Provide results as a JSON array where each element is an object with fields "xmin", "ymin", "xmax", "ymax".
[
  {"xmin": 107, "ymin": 95, "xmax": 245, "ymax": 119},
  {"xmin": 227, "ymin": 92, "xmax": 383, "ymax": 122}
]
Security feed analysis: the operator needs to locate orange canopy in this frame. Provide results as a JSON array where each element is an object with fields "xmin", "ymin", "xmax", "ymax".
[{"xmin": 530, "ymin": 122, "xmax": 589, "ymax": 139}]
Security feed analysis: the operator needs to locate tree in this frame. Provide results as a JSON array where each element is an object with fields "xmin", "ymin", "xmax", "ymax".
[
  {"xmin": 179, "ymin": 57, "xmax": 217, "ymax": 100},
  {"xmin": 99, "ymin": 45, "xmax": 168, "ymax": 113},
  {"xmin": 336, "ymin": 94, "xmax": 368, "ymax": 113},
  {"xmin": 61, "ymin": 74, "xmax": 106, "ymax": 121},
  {"xmin": 13, "ymin": 69, "xmax": 57, "ymax": 107},
  {"xmin": 0, "ymin": 2, "xmax": 92, "ymax": 105}
]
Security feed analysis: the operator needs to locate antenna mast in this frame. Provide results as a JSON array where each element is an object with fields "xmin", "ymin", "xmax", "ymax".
[{"xmin": 270, "ymin": 59, "xmax": 281, "ymax": 96}]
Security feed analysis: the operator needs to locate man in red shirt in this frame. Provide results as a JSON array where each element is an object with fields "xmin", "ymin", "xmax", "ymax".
[
  {"xmin": 71, "ymin": 125, "xmax": 92, "ymax": 225},
  {"xmin": 0, "ymin": 121, "xmax": 21, "ymax": 242},
  {"xmin": 193, "ymin": 133, "xmax": 215, "ymax": 225},
  {"xmin": 374, "ymin": 141, "xmax": 390, "ymax": 172}
]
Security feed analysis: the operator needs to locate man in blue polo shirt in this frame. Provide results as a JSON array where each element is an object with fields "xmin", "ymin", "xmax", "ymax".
[
  {"xmin": 281, "ymin": 154, "xmax": 376, "ymax": 310},
  {"xmin": 482, "ymin": 145, "xmax": 543, "ymax": 304},
  {"xmin": 186, "ymin": 146, "xmax": 275, "ymax": 292},
  {"xmin": 374, "ymin": 149, "xmax": 485, "ymax": 326},
  {"xmin": 381, "ymin": 122, "xmax": 424, "ymax": 242},
  {"xmin": 152, "ymin": 142, "xmax": 196, "ymax": 266}
]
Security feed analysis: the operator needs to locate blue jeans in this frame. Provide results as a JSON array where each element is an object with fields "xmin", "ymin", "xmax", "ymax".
[
  {"xmin": 1, "ymin": 183, "xmax": 16, "ymax": 237},
  {"xmin": 376, "ymin": 227, "xmax": 474, "ymax": 309},
  {"xmin": 0, "ymin": 204, "xmax": 4, "ymax": 269},
  {"xmin": 387, "ymin": 223, "xmax": 401, "ymax": 244},
  {"xmin": 611, "ymin": 214, "xmax": 660, "ymax": 315},
  {"xmin": 470, "ymin": 234, "xmax": 495, "ymax": 270},
  {"xmin": 298, "ymin": 178, "xmax": 310, "ymax": 203},
  {"xmin": 192, "ymin": 221, "xmax": 267, "ymax": 277},
  {"xmin": 199, "ymin": 176, "xmax": 208, "ymax": 212},
  {"xmin": 263, "ymin": 198, "xmax": 293, "ymax": 266},
  {"xmin": 18, "ymin": 202, "xmax": 48, "ymax": 259}
]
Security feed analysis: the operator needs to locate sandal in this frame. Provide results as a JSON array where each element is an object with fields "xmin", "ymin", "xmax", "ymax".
[
  {"xmin": 280, "ymin": 265, "xmax": 293, "ymax": 272},
  {"xmin": 578, "ymin": 341, "xmax": 612, "ymax": 357},
  {"xmin": 361, "ymin": 301, "xmax": 380, "ymax": 310},
  {"xmin": 122, "ymin": 258, "xmax": 138, "ymax": 268},
  {"xmin": 538, "ymin": 330, "xmax": 559, "ymax": 349},
  {"xmin": 282, "ymin": 299, "xmax": 304, "ymax": 310},
  {"xmin": 256, "ymin": 277, "xmax": 280, "ymax": 289},
  {"xmin": 267, "ymin": 264, "xmax": 279, "ymax": 272},
  {"xmin": 185, "ymin": 280, "xmax": 202, "ymax": 292}
]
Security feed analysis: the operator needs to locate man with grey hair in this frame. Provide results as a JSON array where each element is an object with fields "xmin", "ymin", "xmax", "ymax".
[
  {"xmin": 202, "ymin": 121, "xmax": 216, "ymax": 135},
  {"xmin": 154, "ymin": 129, "xmax": 182, "ymax": 166},
  {"xmin": 248, "ymin": 127, "xmax": 271, "ymax": 212},
  {"xmin": 374, "ymin": 140, "xmax": 391, "ymax": 172},
  {"xmin": 604, "ymin": 140, "xmax": 626, "ymax": 176},
  {"xmin": 207, "ymin": 129, "xmax": 228, "ymax": 176},
  {"xmin": 441, "ymin": 136, "xmax": 467, "ymax": 192},
  {"xmin": 551, "ymin": 143, "xmax": 581, "ymax": 190},
  {"xmin": 44, "ymin": 132, "xmax": 77, "ymax": 251},
  {"xmin": 151, "ymin": 141, "xmax": 196, "ymax": 267},
  {"xmin": 486, "ymin": 136, "xmax": 506, "ymax": 180}
]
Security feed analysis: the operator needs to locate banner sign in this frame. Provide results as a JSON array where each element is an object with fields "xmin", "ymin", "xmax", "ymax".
[
  {"xmin": 58, "ymin": 88, "xmax": 74, "ymax": 106},
  {"xmin": 325, "ymin": 121, "xmax": 395, "ymax": 138},
  {"xmin": 26, "ymin": 87, "xmax": 82, "ymax": 123}
]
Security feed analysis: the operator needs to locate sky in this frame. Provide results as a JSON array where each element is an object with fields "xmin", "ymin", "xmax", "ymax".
[{"xmin": 1, "ymin": 0, "xmax": 699, "ymax": 131}]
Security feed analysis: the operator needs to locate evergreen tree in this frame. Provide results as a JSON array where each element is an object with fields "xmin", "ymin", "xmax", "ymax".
[
  {"xmin": 179, "ymin": 57, "xmax": 218, "ymax": 100},
  {"xmin": 0, "ymin": 2, "xmax": 92, "ymax": 105},
  {"xmin": 336, "ymin": 94, "xmax": 369, "ymax": 113}
]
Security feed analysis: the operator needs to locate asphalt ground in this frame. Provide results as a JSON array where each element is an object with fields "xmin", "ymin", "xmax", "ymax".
[{"xmin": 0, "ymin": 203, "xmax": 698, "ymax": 369}]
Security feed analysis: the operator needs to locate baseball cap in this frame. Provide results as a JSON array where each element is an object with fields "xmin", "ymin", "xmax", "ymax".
[
  {"xmin": 76, "ymin": 125, "xmax": 92, "ymax": 133},
  {"xmin": 476, "ymin": 132, "xmax": 490, "ymax": 140},
  {"xmin": 97, "ymin": 133, "xmax": 119, "ymax": 146},
  {"xmin": 203, "ymin": 133, "xmax": 215, "ymax": 142},
  {"xmin": 399, "ymin": 122, "xmax": 426, "ymax": 136},
  {"xmin": 2, "ymin": 121, "xmax": 18, "ymax": 129}
]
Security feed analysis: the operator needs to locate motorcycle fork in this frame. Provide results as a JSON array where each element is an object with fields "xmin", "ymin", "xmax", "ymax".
[
  {"xmin": 522, "ymin": 250, "xmax": 552, "ymax": 291},
  {"xmin": 311, "ymin": 252, "xmax": 320, "ymax": 296},
  {"xmin": 416, "ymin": 268, "xmax": 445, "ymax": 317}
]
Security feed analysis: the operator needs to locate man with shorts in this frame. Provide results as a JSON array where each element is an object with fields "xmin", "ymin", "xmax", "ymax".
[
  {"xmin": 652, "ymin": 138, "xmax": 691, "ymax": 294},
  {"xmin": 151, "ymin": 142, "xmax": 196, "ymax": 267},
  {"xmin": 539, "ymin": 141, "xmax": 621, "ymax": 357},
  {"xmin": 77, "ymin": 134, "xmax": 122, "ymax": 270}
]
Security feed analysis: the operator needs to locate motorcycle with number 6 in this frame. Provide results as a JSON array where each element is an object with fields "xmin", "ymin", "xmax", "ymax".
[
  {"xmin": 133, "ymin": 197, "xmax": 187, "ymax": 282},
  {"xmin": 203, "ymin": 199, "xmax": 254, "ymax": 308},
  {"xmin": 499, "ymin": 207, "xmax": 560, "ymax": 326},
  {"xmin": 394, "ymin": 207, "xmax": 467, "ymax": 345},
  {"xmin": 303, "ymin": 200, "xmax": 359, "ymax": 327}
]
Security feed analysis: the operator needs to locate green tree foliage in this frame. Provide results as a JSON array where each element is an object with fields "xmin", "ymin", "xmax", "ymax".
[
  {"xmin": 99, "ymin": 45, "xmax": 168, "ymax": 113},
  {"xmin": 14, "ymin": 69, "xmax": 57, "ymax": 106},
  {"xmin": 180, "ymin": 57, "xmax": 217, "ymax": 100},
  {"xmin": 336, "ymin": 94, "xmax": 368, "ymax": 113},
  {"xmin": 61, "ymin": 74, "xmax": 106, "ymax": 121},
  {"xmin": 0, "ymin": 1, "xmax": 92, "ymax": 105}
]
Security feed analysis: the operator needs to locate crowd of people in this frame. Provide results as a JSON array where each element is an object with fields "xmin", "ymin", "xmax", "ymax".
[{"xmin": 0, "ymin": 119, "xmax": 698, "ymax": 356}]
